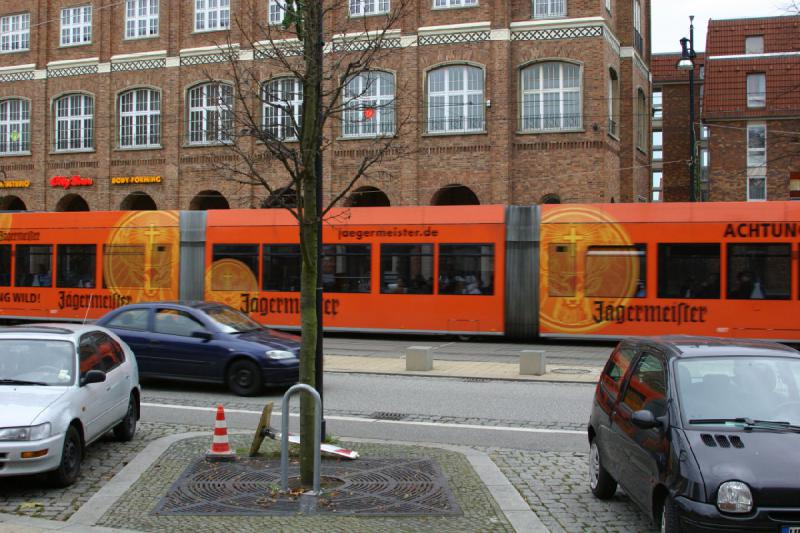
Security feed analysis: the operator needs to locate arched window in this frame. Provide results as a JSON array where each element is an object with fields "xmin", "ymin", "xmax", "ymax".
[
  {"xmin": 636, "ymin": 88, "xmax": 647, "ymax": 149},
  {"xmin": 0, "ymin": 99, "xmax": 30, "ymax": 154},
  {"xmin": 54, "ymin": 94, "xmax": 93, "ymax": 151},
  {"xmin": 263, "ymin": 77, "xmax": 303, "ymax": 140},
  {"xmin": 343, "ymin": 71, "xmax": 395, "ymax": 137},
  {"xmin": 187, "ymin": 82, "xmax": 233, "ymax": 145},
  {"xmin": 427, "ymin": 65, "xmax": 484, "ymax": 134},
  {"xmin": 520, "ymin": 62, "xmax": 581, "ymax": 131},
  {"xmin": 608, "ymin": 68, "xmax": 619, "ymax": 137},
  {"xmin": 119, "ymin": 88, "xmax": 161, "ymax": 148}
]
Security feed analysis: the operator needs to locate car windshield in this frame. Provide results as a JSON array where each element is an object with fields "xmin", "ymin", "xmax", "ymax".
[
  {"xmin": 0, "ymin": 340, "xmax": 76, "ymax": 386},
  {"xmin": 204, "ymin": 306, "xmax": 262, "ymax": 333},
  {"xmin": 677, "ymin": 356, "xmax": 800, "ymax": 427}
]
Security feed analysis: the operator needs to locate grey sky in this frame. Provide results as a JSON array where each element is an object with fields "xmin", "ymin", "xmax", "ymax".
[{"xmin": 651, "ymin": 0, "xmax": 791, "ymax": 54}]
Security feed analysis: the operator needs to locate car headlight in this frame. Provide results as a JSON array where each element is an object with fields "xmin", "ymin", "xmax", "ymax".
[
  {"xmin": 266, "ymin": 350, "xmax": 295, "ymax": 360},
  {"xmin": 717, "ymin": 481, "xmax": 753, "ymax": 513},
  {"xmin": 0, "ymin": 423, "xmax": 51, "ymax": 441}
]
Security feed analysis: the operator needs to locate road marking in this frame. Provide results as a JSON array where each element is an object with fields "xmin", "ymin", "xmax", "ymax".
[{"xmin": 141, "ymin": 402, "xmax": 585, "ymax": 436}]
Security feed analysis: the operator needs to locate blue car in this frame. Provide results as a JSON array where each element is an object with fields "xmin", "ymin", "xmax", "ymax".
[{"xmin": 96, "ymin": 302, "xmax": 299, "ymax": 396}]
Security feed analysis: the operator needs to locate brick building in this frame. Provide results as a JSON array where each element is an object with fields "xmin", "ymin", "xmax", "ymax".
[
  {"xmin": 0, "ymin": 0, "xmax": 652, "ymax": 212},
  {"xmin": 653, "ymin": 15, "xmax": 800, "ymax": 203}
]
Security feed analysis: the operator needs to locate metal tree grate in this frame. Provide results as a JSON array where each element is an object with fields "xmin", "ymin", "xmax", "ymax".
[{"xmin": 153, "ymin": 457, "xmax": 462, "ymax": 517}]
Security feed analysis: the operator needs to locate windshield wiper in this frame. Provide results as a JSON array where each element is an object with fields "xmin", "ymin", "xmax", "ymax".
[
  {"xmin": 689, "ymin": 417, "xmax": 800, "ymax": 432},
  {"xmin": 0, "ymin": 378, "xmax": 48, "ymax": 386}
]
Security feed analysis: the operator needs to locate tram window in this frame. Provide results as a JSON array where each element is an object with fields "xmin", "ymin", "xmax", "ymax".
[
  {"xmin": 322, "ymin": 244, "xmax": 371, "ymax": 293},
  {"xmin": 150, "ymin": 244, "xmax": 172, "ymax": 289},
  {"xmin": 103, "ymin": 245, "xmax": 145, "ymax": 288},
  {"xmin": 439, "ymin": 244, "xmax": 494, "ymax": 295},
  {"xmin": 585, "ymin": 245, "xmax": 647, "ymax": 298},
  {"xmin": 211, "ymin": 244, "xmax": 259, "ymax": 290},
  {"xmin": 0, "ymin": 245, "xmax": 10, "ymax": 286},
  {"xmin": 15, "ymin": 245, "xmax": 53, "ymax": 288},
  {"xmin": 548, "ymin": 243, "xmax": 576, "ymax": 297},
  {"xmin": 727, "ymin": 244, "xmax": 791, "ymax": 300},
  {"xmin": 658, "ymin": 244, "xmax": 720, "ymax": 299},
  {"xmin": 263, "ymin": 244, "xmax": 301, "ymax": 292},
  {"xmin": 57, "ymin": 245, "xmax": 96, "ymax": 288},
  {"xmin": 380, "ymin": 244, "xmax": 433, "ymax": 294}
]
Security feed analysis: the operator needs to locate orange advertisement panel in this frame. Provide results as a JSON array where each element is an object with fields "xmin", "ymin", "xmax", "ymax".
[
  {"xmin": 204, "ymin": 206, "xmax": 506, "ymax": 335},
  {"xmin": 0, "ymin": 211, "xmax": 180, "ymax": 321},
  {"xmin": 539, "ymin": 202, "xmax": 800, "ymax": 341}
]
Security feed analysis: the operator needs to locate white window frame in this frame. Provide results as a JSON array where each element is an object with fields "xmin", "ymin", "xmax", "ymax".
[
  {"xmin": 0, "ymin": 99, "xmax": 30, "ymax": 154},
  {"xmin": 433, "ymin": 0, "xmax": 477, "ymax": 9},
  {"xmin": 194, "ymin": 0, "xmax": 230, "ymax": 32},
  {"xmin": 633, "ymin": 0, "xmax": 641, "ymax": 33},
  {"xmin": 187, "ymin": 82, "xmax": 233, "ymax": 145},
  {"xmin": 520, "ymin": 62, "xmax": 582, "ymax": 132},
  {"xmin": 60, "ymin": 5, "xmax": 92, "ymax": 47},
  {"xmin": 0, "ymin": 13, "xmax": 30, "ymax": 53},
  {"xmin": 747, "ymin": 73, "xmax": 766, "ymax": 108},
  {"xmin": 748, "ymin": 174, "xmax": 767, "ymax": 201},
  {"xmin": 747, "ymin": 122, "xmax": 766, "ymax": 168},
  {"xmin": 54, "ymin": 94, "xmax": 94, "ymax": 152},
  {"xmin": 268, "ymin": 0, "xmax": 286, "ymax": 25},
  {"xmin": 745, "ymin": 35, "xmax": 764, "ymax": 55},
  {"xmin": 651, "ymin": 171, "xmax": 663, "ymax": 202},
  {"xmin": 343, "ymin": 71, "xmax": 395, "ymax": 138},
  {"xmin": 427, "ymin": 65, "xmax": 485, "ymax": 134},
  {"xmin": 605, "ymin": 0, "xmax": 611, "ymax": 12},
  {"xmin": 119, "ymin": 88, "xmax": 161, "ymax": 149},
  {"xmin": 125, "ymin": 0, "xmax": 159, "ymax": 39},
  {"xmin": 263, "ymin": 77, "xmax": 303, "ymax": 141},
  {"xmin": 534, "ymin": 0, "xmax": 566, "ymax": 19},
  {"xmin": 350, "ymin": 0, "xmax": 390, "ymax": 16},
  {"xmin": 652, "ymin": 89, "xmax": 663, "ymax": 120}
]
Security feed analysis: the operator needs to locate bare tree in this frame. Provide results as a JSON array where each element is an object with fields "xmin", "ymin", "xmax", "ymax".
[
  {"xmin": 199, "ymin": 0, "xmax": 412, "ymax": 486},
  {"xmin": 787, "ymin": 1, "xmax": 799, "ymax": 13}
]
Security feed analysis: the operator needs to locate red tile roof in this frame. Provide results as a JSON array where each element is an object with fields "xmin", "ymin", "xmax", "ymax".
[
  {"xmin": 652, "ymin": 53, "xmax": 705, "ymax": 84},
  {"xmin": 705, "ymin": 15, "xmax": 800, "ymax": 56}
]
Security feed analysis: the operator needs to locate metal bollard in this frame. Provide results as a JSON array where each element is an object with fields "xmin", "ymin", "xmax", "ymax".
[
  {"xmin": 406, "ymin": 346, "xmax": 433, "ymax": 371},
  {"xmin": 280, "ymin": 384, "xmax": 321, "ymax": 495},
  {"xmin": 520, "ymin": 350, "xmax": 546, "ymax": 376}
]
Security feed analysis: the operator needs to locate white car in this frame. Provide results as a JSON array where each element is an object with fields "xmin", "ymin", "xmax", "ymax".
[{"xmin": 0, "ymin": 324, "xmax": 140, "ymax": 486}]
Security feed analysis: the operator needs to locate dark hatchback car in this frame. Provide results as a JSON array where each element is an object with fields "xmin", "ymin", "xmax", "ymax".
[
  {"xmin": 96, "ymin": 302, "xmax": 299, "ymax": 396},
  {"xmin": 588, "ymin": 336, "xmax": 800, "ymax": 532}
]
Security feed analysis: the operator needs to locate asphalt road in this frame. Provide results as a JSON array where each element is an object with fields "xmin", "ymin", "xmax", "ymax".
[{"xmin": 141, "ymin": 372, "xmax": 596, "ymax": 453}]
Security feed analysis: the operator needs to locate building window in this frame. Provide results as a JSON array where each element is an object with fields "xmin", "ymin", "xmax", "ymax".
[
  {"xmin": 745, "ymin": 35, "xmax": 764, "ymax": 55},
  {"xmin": 350, "ymin": 0, "xmax": 390, "ymax": 16},
  {"xmin": 747, "ymin": 73, "xmax": 766, "ymax": 108},
  {"xmin": 55, "ymin": 94, "xmax": 93, "ymax": 151},
  {"xmin": 60, "ymin": 6, "xmax": 92, "ymax": 46},
  {"xmin": 636, "ymin": 89, "xmax": 647, "ymax": 149},
  {"xmin": 747, "ymin": 123, "xmax": 766, "ymax": 168},
  {"xmin": 652, "ymin": 130, "xmax": 662, "ymax": 161},
  {"xmin": 748, "ymin": 175, "xmax": 766, "ymax": 201},
  {"xmin": 433, "ymin": 0, "xmax": 477, "ymax": 8},
  {"xmin": 700, "ymin": 148, "xmax": 709, "ymax": 182},
  {"xmin": 700, "ymin": 125, "xmax": 709, "ymax": 140},
  {"xmin": 0, "ymin": 13, "xmax": 30, "ymax": 52},
  {"xmin": 427, "ymin": 65, "xmax": 484, "ymax": 134},
  {"xmin": 0, "ymin": 99, "xmax": 30, "ymax": 154},
  {"xmin": 188, "ymin": 83, "xmax": 233, "ymax": 145},
  {"xmin": 651, "ymin": 171, "xmax": 663, "ymax": 202},
  {"xmin": 344, "ymin": 71, "xmax": 395, "ymax": 138},
  {"xmin": 633, "ymin": 0, "xmax": 641, "ymax": 32},
  {"xmin": 521, "ymin": 62, "xmax": 581, "ymax": 132},
  {"xmin": 608, "ymin": 68, "xmax": 619, "ymax": 136},
  {"xmin": 194, "ymin": 0, "xmax": 230, "ymax": 32},
  {"xmin": 268, "ymin": 0, "xmax": 286, "ymax": 25},
  {"xmin": 652, "ymin": 89, "xmax": 662, "ymax": 120},
  {"xmin": 263, "ymin": 77, "xmax": 303, "ymax": 140},
  {"xmin": 605, "ymin": 0, "xmax": 611, "ymax": 11},
  {"xmin": 534, "ymin": 0, "xmax": 565, "ymax": 18},
  {"xmin": 119, "ymin": 89, "xmax": 161, "ymax": 148},
  {"xmin": 125, "ymin": 0, "xmax": 159, "ymax": 38}
]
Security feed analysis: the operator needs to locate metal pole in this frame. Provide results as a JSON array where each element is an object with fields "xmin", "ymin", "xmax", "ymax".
[
  {"xmin": 314, "ymin": 5, "xmax": 326, "ymax": 442},
  {"xmin": 688, "ymin": 18, "xmax": 696, "ymax": 202},
  {"xmin": 280, "ymin": 384, "xmax": 322, "ymax": 494}
]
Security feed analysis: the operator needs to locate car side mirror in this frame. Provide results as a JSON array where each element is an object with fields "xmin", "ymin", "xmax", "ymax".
[
  {"xmin": 191, "ymin": 330, "xmax": 213, "ymax": 341},
  {"xmin": 81, "ymin": 369, "xmax": 106, "ymax": 386},
  {"xmin": 632, "ymin": 409, "xmax": 661, "ymax": 430}
]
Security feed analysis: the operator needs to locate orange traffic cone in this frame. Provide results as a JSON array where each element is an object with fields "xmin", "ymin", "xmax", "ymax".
[{"xmin": 206, "ymin": 404, "xmax": 236, "ymax": 461}]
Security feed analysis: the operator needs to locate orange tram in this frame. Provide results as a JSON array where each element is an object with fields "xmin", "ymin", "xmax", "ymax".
[{"xmin": 1, "ymin": 202, "xmax": 800, "ymax": 341}]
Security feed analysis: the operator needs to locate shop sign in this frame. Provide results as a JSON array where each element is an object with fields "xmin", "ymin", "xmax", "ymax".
[
  {"xmin": 51, "ymin": 175, "xmax": 94, "ymax": 189},
  {"xmin": 0, "ymin": 179, "xmax": 30, "ymax": 189},
  {"xmin": 111, "ymin": 176, "xmax": 162, "ymax": 185}
]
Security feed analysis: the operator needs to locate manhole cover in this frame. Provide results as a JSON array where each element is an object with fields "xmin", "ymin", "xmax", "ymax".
[
  {"xmin": 369, "ymin": 411, "xmax": 408, "ymax": 421},
  {"xmin": 153, "ymin": 457, "xmax": 462, "ymax": 517},
  {"xmin": 550, "ymin": 368, "xmax": 591, "ymax": 375}
]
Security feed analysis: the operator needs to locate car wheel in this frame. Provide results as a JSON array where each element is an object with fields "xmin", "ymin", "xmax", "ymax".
[
  {"xmin": 114, "ymin": 395, "xmax": 138, "ymax": 442},
  {"xmin": 589, "ymin": 438, "xmax": 617, "ymax": 499},
  {"xmin": 660, "ymin": 495, "xmax": 682, "ymax": 533},
  {"xmin": 227, "ymin": 359, "xmax": 263, "ymax": 396},
  {"xmin": 48, "ymin": 426, "xmax": 82, "ymax": 487}
]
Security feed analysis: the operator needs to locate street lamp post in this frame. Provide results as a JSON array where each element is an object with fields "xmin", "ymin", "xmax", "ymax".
[{"xmin": 676, "ymin": 16, "xmax": 697, "ymax": 202}]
